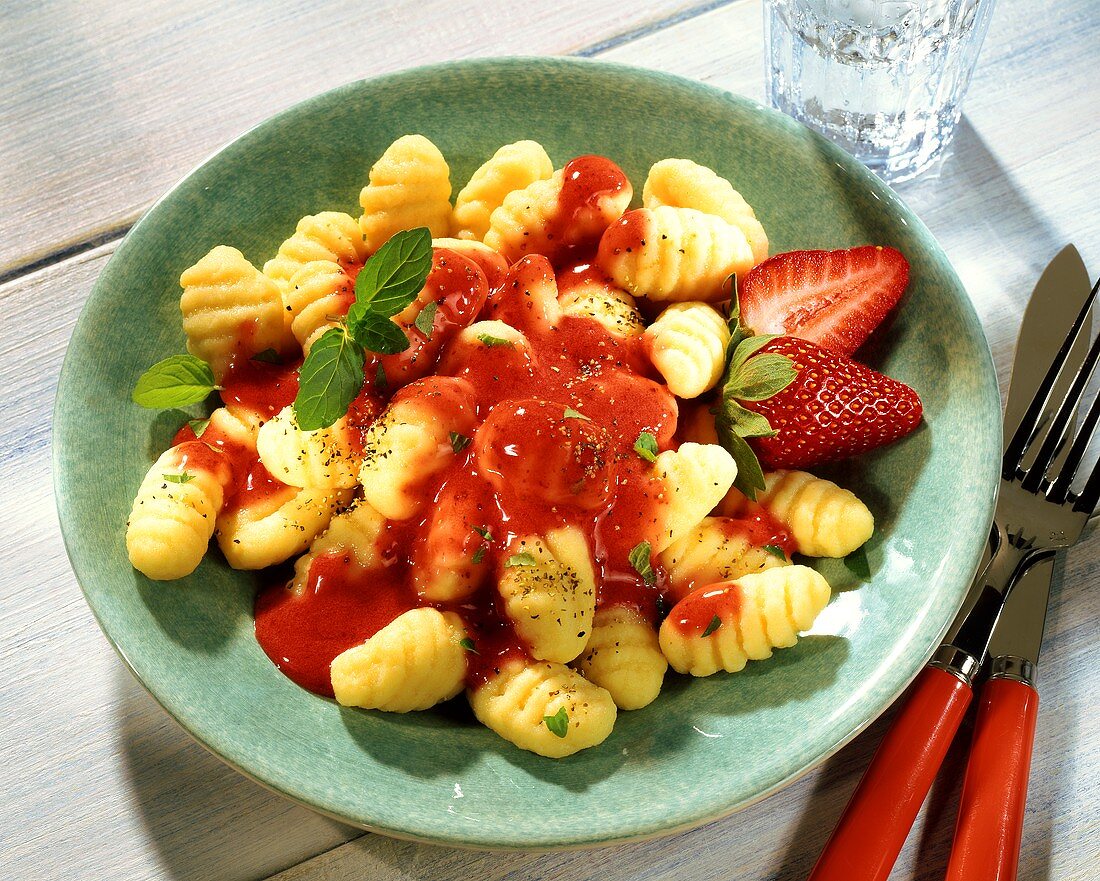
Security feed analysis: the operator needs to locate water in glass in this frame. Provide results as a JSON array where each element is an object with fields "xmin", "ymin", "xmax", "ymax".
[{"xmin": 765, "ymin": 0, "xmax": 997, "ymax": 182}]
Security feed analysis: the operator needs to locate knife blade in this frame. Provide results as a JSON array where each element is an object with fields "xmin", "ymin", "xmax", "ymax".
[
  {"xmin": 942, "ymin": 245, "xmax": 1092, "ymax": 654},
  {"xmin": 985, "ymin": 245, "xmax": 1092, "ymax": 673}
]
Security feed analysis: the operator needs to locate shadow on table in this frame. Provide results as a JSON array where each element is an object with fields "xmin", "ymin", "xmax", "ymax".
[{"xmin": 114, "ymin": 664, "xmax": 356, "ymax": 881}]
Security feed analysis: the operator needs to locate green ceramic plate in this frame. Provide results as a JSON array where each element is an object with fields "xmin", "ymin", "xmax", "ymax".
[{"xmin": 55, "ymin": 57, "xmax": 1000, "ymax": 848}]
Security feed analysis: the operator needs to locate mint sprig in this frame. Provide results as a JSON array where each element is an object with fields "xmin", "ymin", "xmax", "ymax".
[
  {"xmin": 628, "ymin": 541, "xmax": 656, "ymax": 586},
  {"xmin": 714, "ymin": 334, "xmax": 798, "ymax": 500},
  {"xmin": 133, "ymin": 355, "xmax": 218, "ymax": 409},
  {"xmin": 292, "ymin": 228, "xmax": 433, "ymax": 429}
]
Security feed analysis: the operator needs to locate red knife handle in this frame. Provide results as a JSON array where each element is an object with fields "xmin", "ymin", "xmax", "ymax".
[
  {"xmin": 945, "ymin": 673, "xmax": 1039, "ymax": 881},
  {"xmin": 807, "ymin": 665, "xmax": 973, "ymax": 881}
]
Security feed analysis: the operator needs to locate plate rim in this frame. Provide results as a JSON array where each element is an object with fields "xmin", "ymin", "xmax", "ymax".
[{"xmin": 54, "ymin": 54, "xmax": 1001, "ymax": 849}]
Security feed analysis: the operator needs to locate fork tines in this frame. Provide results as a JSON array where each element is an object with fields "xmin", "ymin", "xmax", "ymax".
[{"xmin": 1003, "ymin": 277, "xmax": 1100, "ymax": 513}]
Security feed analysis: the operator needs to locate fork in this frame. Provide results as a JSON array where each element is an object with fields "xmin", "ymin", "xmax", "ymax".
[{"xmin": 807, "ymin": 277, "xmax": 1100, "ymax": 881}]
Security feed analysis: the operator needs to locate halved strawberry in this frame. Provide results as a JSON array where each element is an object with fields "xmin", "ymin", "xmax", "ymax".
[
  {"xmin": 737, "ymin": 337, "xmax": 922, "ymax": 470},
  {"xmin": 739, "ymin": 246, "xmax": 910, "ymax": 356}
]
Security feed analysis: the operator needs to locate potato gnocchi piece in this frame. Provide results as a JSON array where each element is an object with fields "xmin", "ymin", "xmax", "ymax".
[
  {"xmin": 598, "ymin": 206, "xmax": 754, "ymax": 303},
  {"xmin": 452, "ymin": 140, "xmax": 554, "ymax": 241},
  {"xmin": 644, "ymin": 301, "xmax": 731, "ymax": 398},
  {"xmin": 411, "ymin": 482, "xmax": 491, "ymax": 603},
  {"xmin": 484, "ymin": 254, "xmax": 563, "ymax": 334},
  {"xmin": 284, "ymin": 260, "xmax": 354, "ymax": 353},
  {"xmin": 659, "ymin": 566, "xmax": 831, "ymax": 676},
  {"xmin": 359, "ymin": 377, "xmax": 478, "ymax": 519},
  {"xmin": 179, "ymin": 246, "xmax": 286, "ymax": 381},
  {"xmin": 559, "ymin": 276, "xmax": 644, "ymax": 338},
  {"xmin": 483, "ymin": 161, "xmax": 632, "ymax": 264},
  {"xmin": 437, "ymin": 319, "xmax": 537, "ymax": 380},
  {"xmin": 498, "ymin": 527, "xmax": 596, "ymax": 664},
  {"xmin": 574, "ymin": 606, "xmax": 667, "ymax": 710},
  {"xmin": 359, "ymin": 135, "xmax": 452, "ymax": 251},
  {"xmin": 202, "ymin": 405, "xmax": 262, "ymax": 449},
  {"xmin": 470, "ymin": 659, "xmax": 617, "ymax": 758},
  {"xmin": 431, "ymin": 238, "xmax": 509, "ymax": 290},
  {"xmin": 643, "ymin": 158, "xmax": 769, "ymax": 265},
  {"xmin": 256, "ymin": 406, "xmax": 362, "ymax": 490},
  {"xmin": 652, "ymin": 443, "xmax": 738, "ymax": 553},
  {"xmin": 289, "ymin": 500, "xmax": 387, "ymax": 594},
  {"xmin": 126, "ymin": 443, "xmax": 232, "ymax": 581},
  {"xmin": 659, "ymin": 516, "xmax": 789, "ymax": 600},
  {"xmin": 721, "ymin": 470, "xmax": 874, "ymax": 558},
  {"xmin": 331, "ymin": 608, "xmax": 467, "ymax": 711},
  {"xmin": 216, "ymin": 484, "xmax": 353, "ymax": 570},
  {"xmin": 263, "ymin": 211, "xmax": 367, "ymax": 293}
]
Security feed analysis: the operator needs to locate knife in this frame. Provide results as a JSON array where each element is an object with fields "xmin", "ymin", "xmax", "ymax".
[
  {"xmin": 944, "ymin": 245, "xmax": 1092, "ymax": 881},
  {"xmin": 807, "ymin": 246, "xmax": 1093, "ymax": 881}
]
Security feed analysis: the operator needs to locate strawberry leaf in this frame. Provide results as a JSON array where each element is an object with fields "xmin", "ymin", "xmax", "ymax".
[
  {"xmin": 725, "ymin": 274, "xmax": 749, "ymax": 356},
  {"xmin": 728, "ymin": 334, "xmax": 779, "ymax": 375},
  {"xmin": 729, "ymin": 353, "xmax": 798, "ymax": 401},
  {"xmin": 721, "ymin": 400, "xmax": 777, "ymax": 439},
  {"xmin": 713, "ymin": 407, "xmax": 767, "ymax": 500}
]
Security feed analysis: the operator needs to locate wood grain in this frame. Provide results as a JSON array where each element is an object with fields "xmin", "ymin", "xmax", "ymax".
[
  {"xmin": 0, "ymin": 0, "xmax": 725, "ymax": 277},
  {"xmin": 2, "ymin": 0, "xmax": 1098, "ymax": 879}
]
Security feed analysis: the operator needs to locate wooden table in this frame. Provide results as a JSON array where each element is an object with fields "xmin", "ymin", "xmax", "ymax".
[{"xmin": 3, "ymin": 1, "xmax": 1097, "ymax": 878}]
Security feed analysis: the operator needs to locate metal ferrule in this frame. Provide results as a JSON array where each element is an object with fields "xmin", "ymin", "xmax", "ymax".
[
  {"xmin": 988, "ymin": 654, "xmax": 1037, "ymax": 686},
  {"xmin": 929, "ymin": 644, "xmax": 981, "ymax": 687}
]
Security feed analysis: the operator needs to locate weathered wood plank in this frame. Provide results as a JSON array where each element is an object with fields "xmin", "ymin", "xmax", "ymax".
[{"xmin": 0, "ymin": 0, "xmax": 725, "ymax": 276}]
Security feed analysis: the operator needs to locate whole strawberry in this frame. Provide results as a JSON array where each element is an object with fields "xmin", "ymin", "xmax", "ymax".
[
  {"xmin": 714, "ymin": 335, "xmax": 922, "ymax": 487},
  {"xmin": 745, "ymin": 337, "xmax": 922, "ymax": 469}
]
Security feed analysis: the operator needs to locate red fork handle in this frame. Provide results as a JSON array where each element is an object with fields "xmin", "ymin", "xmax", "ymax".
[
  {"xmin": 807, "ymin": 665, "xmax": 973, "ymax": 881},
  {"xmin": 945, "ymin": 676, "xmax": 1039, "ymax": 881}
]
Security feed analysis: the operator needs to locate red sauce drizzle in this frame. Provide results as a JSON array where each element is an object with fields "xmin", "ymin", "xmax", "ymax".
[
  {"xmin": 221, "ymin": 355, "xmax": 300, "ymax": 422},
  {"xmin": 669, "ymin": 583, "xmax": 744, "ymax": 637}
]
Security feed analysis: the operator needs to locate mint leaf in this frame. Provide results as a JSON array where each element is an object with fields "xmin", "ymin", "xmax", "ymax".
[
  {"xmin": 634, "ymin": 431, "xmax": 658, "ymax": 463},
  {"xmin": 292, "ymin": 328, "xmax": 365, "ymax": 431},
  {"xmin": 163, "ymin": 471, "xmax": 195, "ymax": 484},
  {"xmin": 250, "ymin": 348, "xmax": 282, "ymax": 364},
  {"xmin": 563, "ymin": 407, "xmax": 589, "ymax": 421},
  {"xmin": 449, "ymin": 431, "xmax": 472, "ymax": 454},
  {"xmin": 702, "ymin": 615, "xmax": 722, "ymax": 637},
  {"xmin": 354, "ymin": 227, "xmax": 434, "ymax": 317},
  {"xmin": 347, "ymin": 309, "xmax": 410, "ymax": 354},
  {"xmin": 476, "ymin": 332, "xmax": 514, "ymax": 348},
  {"xmin": 763, "ymin": 544, "xmax": 787, "ymax": 560},
  {"xmin": 628, "ymin": 541, "xmax": 656, "ymax": 585},
  {"xmin": 459, "ymin": 637, "xmax": 479, "ymax": 654},
  {"xmin": 133, "ymin": 355, "xmax": 218, "ymax": 409},
  {"xmin": 188, "ymin": 417, "xmax": 210, "ymax": 438},
  {"xmin": 414, "ymin": 301, "xmax": 439, "ymax": 339},
  {"xmin": 845, "ymin": 546, "xmax": 872, "ymax": 580},
  {"xmin": 543, "ymin": 707, "xmax": 569, "ymax": 738},
  {"xmin": 506, "ymin": 552, "xmax": 537, "ymax": 568}
]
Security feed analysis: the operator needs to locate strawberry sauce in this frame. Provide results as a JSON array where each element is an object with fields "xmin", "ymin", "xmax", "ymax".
[{"xmin": 248, "ymin": 248, "xmax": 714, "ymax": 698}]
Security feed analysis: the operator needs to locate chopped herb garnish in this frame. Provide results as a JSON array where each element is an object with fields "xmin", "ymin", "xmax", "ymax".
[
  {"xmin": 563, "ymin": 407, "xmax": 589, "ymax": 421},
  {"xmin": 413, "ymin": 300, "xmax": 439, "ymax": 339},
  {"xmin": 449, "ymin": 431, "xmax": 472, "ymax": 454},
  {"xmin": 634, "ymin": 431, "xmax": 658, "ymax": 462},
  {"xmin": 472, "ymin": 546, "xmax": 487, "ymax": 564},
  {"xmin": 628, "ymin": 541, "xmax": 656, "ymax": 586},
  {"xmin": 543, "ymin": 707, "xmax": 569, "ymax": 738},
  {"xmin": 374, "ymin": 362, "xmax": 388, "ymax": 392},
  {"xmin": 188, "ymin": 417, "xmax": 210, "ymax": 438},
  {"xmin": 472, "ymin": 525, "xmax": 492, "ymax": 541},
  {"xmin": 506, "ymin": 552, "xmax": 537, "ymax": 568},
  {"xmin": 476, "ymin": 332, "xmax": 514, "ymax": 348},
  {"xmin": 702, "ymin": 615, "xmax": 722, "ymax": 637},
  {"xmin": 459, "ymin": 637, "xmax": 479, "ymax": 654},
  {"xmin": 763, "ymin": 544, "xmax": 787, "ymax": 560},
  {"xmin": 250, "ymin": 348, "xmax": 282, "ymax": 364},
  {"xmin": 163, "ymin": 472, "xmax": 195, "ymax": 484}
]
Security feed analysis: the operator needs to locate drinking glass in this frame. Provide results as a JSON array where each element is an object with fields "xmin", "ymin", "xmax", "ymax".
[{"xmin": 764, "ymin": 0, "xmax": 997, "ymax": 183}]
